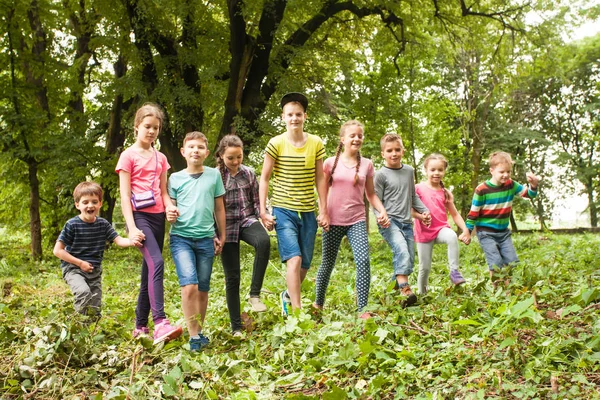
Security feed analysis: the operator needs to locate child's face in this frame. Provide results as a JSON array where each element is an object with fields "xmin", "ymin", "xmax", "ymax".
[
  {"xmin": 181, "ymin": 138, "xmax": 209, "ymax": 168},
  {"xmin": 282, "ymin": 102, "xmax": 307, "ymax": 131},
  {"xmin": 135, "ymin": 116, "xmax": 161, "ymax": 146},
  {"xmin": 341, "ymin": 125, "xmax": 364, "ymax": 153},
  {"xmin": 76, "ymin": 195, "xmax": 102, "ymax": 222},
  {"xmin": 490, "ymin": 162, "xmax": 512, "ymax": 185},
  {"xmin": 223, "ymin": 146, "xmax": 243, "ymax": 175},
  {"xmin": 381, "ymin": 140, "xmax": 404, "ymax": 168},
  {"xmin": 425, "ymin": 159, "xmax": 446, "ymax": 185}
]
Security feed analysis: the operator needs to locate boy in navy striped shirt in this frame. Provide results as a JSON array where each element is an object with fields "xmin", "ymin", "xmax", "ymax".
[
  {"xmin": 465, "ymin": 152, "xmax": 540, "ymax": 277},
  {"xmin": 54, "ymin": 182, "xmax": 139, "ymax": 318}
]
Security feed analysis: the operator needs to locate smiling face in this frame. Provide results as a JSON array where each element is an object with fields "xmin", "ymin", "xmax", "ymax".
[
  {"xmin": 282, "ymin": 102, "xmax": 307, "ymax": 132},
  {"xmin": 222, "ymin": 146, "xmax": 243, "ymax": 175},
  {"xmin": 425, "ymin": 159, "xmax": 447, "ymax": 185},
  {"xmin": 135, "ymin": 116, "xmax": 161, "ymax": 147},
  {"xmin": 181, "ymin": 138, "xmax": 209, "ymax": 169},
  {"xmin": 490, "ymin": 162, "xmax": 512, "ymax": 186},
  {"xmin": 341, "ymin": 125, "xmax": 364, "ymax": 154},
  {"xmin": 76, "ymin": 194, "xmax": 102, "ymax": 223},
  {"xmin": 381, "ymin": 140, "xmax": 404, "ymax": 168}
]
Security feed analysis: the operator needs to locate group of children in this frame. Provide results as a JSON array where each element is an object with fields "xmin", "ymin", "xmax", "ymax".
[{"xmin": 53, "ymin": 93, "xmax": 540, "ymax": 351}]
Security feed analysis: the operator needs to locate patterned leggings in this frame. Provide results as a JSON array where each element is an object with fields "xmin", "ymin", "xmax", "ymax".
[{"xmin": 314, "ymin": 221, "xmax": 371, "ymax": 311}]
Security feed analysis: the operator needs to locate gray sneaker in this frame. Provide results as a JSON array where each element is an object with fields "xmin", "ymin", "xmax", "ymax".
[{"xmin": 450, "ymin": 270, "xmax": 466, "ymax": 286}]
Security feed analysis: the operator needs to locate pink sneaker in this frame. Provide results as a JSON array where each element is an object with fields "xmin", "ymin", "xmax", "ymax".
[
  {"xmin": 132, "ymin": 326, "xmax": 149, "ymax": 338},
  {"xmin": 153, "ymin": 320, "xmax": 183, "ymax": 345}
]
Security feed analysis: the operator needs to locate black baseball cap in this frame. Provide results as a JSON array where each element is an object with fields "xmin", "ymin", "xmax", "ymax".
[{"xmin": 280, "ymin": 92, "xmax": 308, "ymax": 111}]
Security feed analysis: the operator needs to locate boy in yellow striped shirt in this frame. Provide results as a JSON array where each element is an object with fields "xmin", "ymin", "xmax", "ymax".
[{"xmin": 259, "ymin": 93, "xmax": 329, "ymax": 315}]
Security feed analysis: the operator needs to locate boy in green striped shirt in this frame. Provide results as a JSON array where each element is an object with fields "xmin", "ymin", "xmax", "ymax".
[
  {"xmin": 465, "ymin": 152, "xmax": 539, "ymax": 277},
  {"xmin": 259, "ymin": 93, "xmax": 329, "ymax": 315}
]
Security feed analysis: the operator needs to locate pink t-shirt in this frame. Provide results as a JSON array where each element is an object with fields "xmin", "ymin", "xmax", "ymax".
[
  {"xmin": 115, "ymin": 147, "xmax": 170, "ymax": 213},
  {"xmin": 325, "ymin": 156, "xmax": 374, "ymax": 226},
  {"xmin": 414, "ymin": 183, "xmax": 451, "ymax": 243}
]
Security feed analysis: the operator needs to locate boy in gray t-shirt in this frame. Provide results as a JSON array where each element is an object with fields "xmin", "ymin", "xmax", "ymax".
[
  {"xmin": 54, "ymin": 182, "xmax": 137, "ymax": 318},
  {"xmin": 374, "ymin": 134, "xmax": 430, "ymax": 307}
]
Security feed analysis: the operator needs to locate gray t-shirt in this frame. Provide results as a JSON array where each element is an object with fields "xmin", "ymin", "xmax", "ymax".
[{"xmin": 374, "ymin": 164, "xmax": 428, "ymax": 223}]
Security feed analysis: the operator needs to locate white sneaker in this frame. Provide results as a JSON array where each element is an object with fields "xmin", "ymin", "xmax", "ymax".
[{"xmin": 248, "ymin": 297, "xmax": 267, "ymax": 312}]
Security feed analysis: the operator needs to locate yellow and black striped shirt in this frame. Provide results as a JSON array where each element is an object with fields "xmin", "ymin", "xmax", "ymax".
[{"xmin": 265, "ymin": 133, "xmax": 325, "ymax": 212}]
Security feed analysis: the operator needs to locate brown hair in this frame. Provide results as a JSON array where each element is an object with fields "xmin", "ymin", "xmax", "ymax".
[
  {"xmin": 423, "ymin": 153, "xmax": 450, "ymax": 202},
  {"xmin": 379, "ymin": 133, "xmax": 404, "ymax": 150},
  {"xmin": 329, "ymin": 120, "xmax": 363, "ymax": 187},
  {"xmin": 73, "ymin": 181, "xmax": 103, "ymax": 203},
  {"xmin": 489, "ymin": 151, "xmax": 513, "ymax": 168},
  {"xmin": 215, "ymin": 134, "xmax": 244, "ymax": 183},
  {"xmin": 134, "ymin": 103, "xmax": 164, "ymax": 132},
  {"xmin": 182, "ymin": 131, "xmax": 209, "ymax": 147}
]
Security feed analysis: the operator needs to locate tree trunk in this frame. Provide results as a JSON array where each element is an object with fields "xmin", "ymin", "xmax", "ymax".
[
  {"xmin": 586, "ymin": 179, "xmax": 597, "ymax": 227},
  {"xmin": 28, "ymin": 161, "xmax": 43, "ymax": 260},
  {"xmin": 509, "ymin": 211, "xmax": 518, "ymax": 232}
]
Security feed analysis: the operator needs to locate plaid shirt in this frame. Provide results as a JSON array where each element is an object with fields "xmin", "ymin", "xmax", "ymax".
[{"xmin": 223, "ymin": 165, "xmax": 260, "ymax": 243}]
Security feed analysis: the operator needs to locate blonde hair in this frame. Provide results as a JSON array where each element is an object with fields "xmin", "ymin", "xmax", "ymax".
[
  {"xmin": 329, "ymin": 120, "xmax": 363, "ymax": 187},
  {"xmin": 215, "ymin": 134, "xmax": 244, "ymax": 183},
  {"xmin": 73, "ymin": 181, "xmax": 103, "ymax": 203},
  {"xmin": 489, "ymin": 151, "xmax": 513, "ymax": 168},
  {"xmin": 423, "ymin": 153, "xmax": 450, "ymax": 202},
  {"xmin": 380, "ymin": 133, "xmax": 403, "ymax": 150}
]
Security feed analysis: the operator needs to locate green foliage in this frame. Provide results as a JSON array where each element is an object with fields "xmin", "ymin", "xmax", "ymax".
[{"xmin": 1, "ymin": 232, "xmax": 599, "ymax": 398}]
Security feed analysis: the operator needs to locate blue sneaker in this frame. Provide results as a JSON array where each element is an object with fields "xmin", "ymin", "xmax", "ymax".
[
  {"xmin": 189, "ymin": 333, "xmax": 210, "ymax": 352},
  {"xmin": 280, "ymin": 290, "xmax": 291, "ymax": 316}
]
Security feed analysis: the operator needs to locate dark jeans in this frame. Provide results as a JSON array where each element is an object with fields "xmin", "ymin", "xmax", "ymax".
[
  {"xmin": 134, "ymin": 211, "xmax": 167, "ymax": 327},
  {"xmin": 221, "ymin": 222, "xmax": 271, "ymax": 331}
]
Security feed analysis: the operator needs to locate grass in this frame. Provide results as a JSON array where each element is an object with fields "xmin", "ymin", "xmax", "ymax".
[{"xmin": 0, "ymin": 230, "xmax": 599, "ymax": 399}]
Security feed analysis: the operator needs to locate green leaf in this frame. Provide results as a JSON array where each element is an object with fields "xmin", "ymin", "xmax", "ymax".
[{"xmin": 452, "ymin": 319, "xmax": 481, "ymax": 326}]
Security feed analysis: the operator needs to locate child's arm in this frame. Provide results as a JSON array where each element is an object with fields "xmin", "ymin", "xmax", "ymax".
[
  {"xmin": 113, "ymin": 235, "xmax": 139, "ymax": 248},
  {"xmin": 315, "ymin": 158, "xmax": 330, "ymax": 232},
  {"xmin": 53, "ymin": 241, "xmax": 94, "ymax": 273},
  {"xmin": 161, "ymin": 170, "xmax": 179, "ymax": 217},
  {"xmin": 119, "ymin": 171, "xmax": 146, "ymax": 242},
  {"xmin": 259, "ymin": 154, "xmax": 276, "ymax": 231},
  {"xmin": 465, "ymin": 190, "xmax": 481, "ymax": 233},
  {"xmin": 365, "ymin": 176, "xmax": 389, "ymax": 228},
  {"xmin": 411, "ymin": 184, "xmax": 431, "ymax": 226},
  {"xmin": 214, "ymin": 196, "xmax": 226, "ymax": 255},
  {"xmin": 525, "ymin": 172, "xmax": 540, "ymax": 197},
  {"xmin": 446, "ymin": 191, "xmax": 471, "ymax": 245}
]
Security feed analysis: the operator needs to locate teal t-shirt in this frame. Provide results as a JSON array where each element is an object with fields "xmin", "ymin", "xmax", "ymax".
[{"xmin": 168, "ymin": 167, "xmax": 226, "ymax": 239}]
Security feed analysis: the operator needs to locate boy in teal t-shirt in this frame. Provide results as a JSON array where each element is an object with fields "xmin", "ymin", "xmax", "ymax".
[{"xmin": 168, "ymin": 131, "xmax": 226, "ymax": 351}]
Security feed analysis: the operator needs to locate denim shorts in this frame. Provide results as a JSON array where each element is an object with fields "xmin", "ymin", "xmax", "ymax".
[
  {"xmin": 170, "ymin": 235, "xmax": 214, "ymax": 291},
  {"xmin": 476, "ymin": 229, "xmax": 519, "ymax": 270},
  {"xmin": 273, "ymin": 207, "xmax": 318, "ymax": 269}
]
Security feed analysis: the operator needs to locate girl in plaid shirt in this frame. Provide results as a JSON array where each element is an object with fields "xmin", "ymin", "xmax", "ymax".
[{"xmin": 216, "ymin": 135, "xmax": 271, "ymax": 336}]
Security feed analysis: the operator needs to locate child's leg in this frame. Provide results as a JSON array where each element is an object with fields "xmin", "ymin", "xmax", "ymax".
[
  {"xmin": 240, "ymin": 222, "xmax": 271, "ymax": 298},
  {"xmin": 416, "ymin": 241, "xmax": 434, "ymax": 294},
  {"xmin": 134, "ymin": 212, "xmax": 166, "ymax": 325},
  {"xmin": 497, "ymin": 230, "xmax": 519, "ymax": 266},
  {"xmin": 63, "ymin": 267, "xmax": 94, "ymax": 315},
  {"xmin": 88, "ymin": 272, "xmax": 102, "ymax": 317},
  {"xmin": 346, "ymin": 221, "xmax": 370, "ymax": 311},
  {"xmin": 436, "ymin": 227, "xmax": 460, "ymax": 271},
  {"xmin": 379, "ymin": 220, "xmax": 415, "ymax": 284},
  {"xmin": 194, "ymin": 237, "xmax": 214, "ymax": 334},
  {"xmin": 181, "ymin": 285, "xmax": 202, "ymax": 336},
  {"xmin": 314, "ymin": 225, "xmax": 346, "ymax": 308},
  {"xmin": 221, "ymin": 241, "xmax": 242, "ymax": 332},
  {"xmin": 476, "ymin": 230, "xmax": 504, "ymax": 275}
]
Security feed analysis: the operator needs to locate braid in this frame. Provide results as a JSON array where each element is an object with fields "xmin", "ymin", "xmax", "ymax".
[
  {"xmin": 439, "ymin": 180, "xmax": 450, "ymax": 202},
  {"xmin": 329, "ymin": 141, "xmax": 344, "ymax": 186},
  {"xmin": 354, "ymin": 151, "xmax": 361, "ymax": 186},
  {"xmin": 216, "ymin": 154, "xmax": 227, "ymax": 186}
]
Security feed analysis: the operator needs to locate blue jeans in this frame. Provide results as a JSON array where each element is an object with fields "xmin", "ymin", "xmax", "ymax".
[
  {"xmin": 170, "ymin": 235, "xmax": 215, "ymax": 292},
  {"xmin": 476, "ymin": 229, "xmax": 519, "ymax": 270},
  {"xmin": 379, "ymin": 218, "xmax": 415, "ymax": 276},
  {"xmin": 273, "ymin": 207, "xmax": 318, "ymax": 269}
]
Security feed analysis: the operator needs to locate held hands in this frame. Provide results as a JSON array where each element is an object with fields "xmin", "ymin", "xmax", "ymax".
[
  {"xmin": 79, "ymin": 261, "xmax": 94, "ymax": 273},
  {"xmin": 129, "ymin": 228, "xmax": 146, "ymax": 246},
  {"xmin": 458, "ymin": 230, "xmax": 471, "ymax": 245},
  {"xmin": 261, "ymin": 213, "xmax": 276, "ymax": 231},
  {"xmin": 214, "ymin": 237, "xmax": 224, "ymax": 255},
  {"xmin": 377, "ymin": 210, "xmax": 390, "ymax": 228},
  {"xmin": 317, "ymin": 212, "xmax": 330, "ymax": 232},
  {"xmin": 526, "ymin": 172, "xmax": 540, "ymax": 190},
  {"xmin": 166, "ymin": 205, "xmax": 180, "ymax": 223},
  {"xmin": 418, "ymin": 212, "xmax": 432, "ymax": 227}
]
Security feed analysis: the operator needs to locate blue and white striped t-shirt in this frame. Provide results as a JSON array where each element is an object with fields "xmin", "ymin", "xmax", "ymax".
[{"xmin": 57, "ymin": 216, "xmax": 118, "ymax": 268}]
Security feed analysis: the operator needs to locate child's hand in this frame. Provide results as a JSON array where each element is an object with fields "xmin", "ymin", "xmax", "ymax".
[
  {"xmin": 129, "ymin": 228, "xmax": 145, "ymax": 243},
  {"xmin": 261, "ymin": 213, "xmax": 276, "ymax": 231},
  {"xmin": 214, "ymin": 237, "xmax": 224, "ymax": 255},
  {"xmin": 317, "ymin": 213, "xmax": 330, "ymax": 232},
  {"xmin": 458, "ymin": 230, "xmax": 471, "ymax": 245},
  {"xmin": 130, "ymin": 238, "xmax": 143, "ymax": 247},
  {"xmin": 526, "ymin": 172, "xmax": 540, "ymax": 189},
  {"xmin": 377, "ymin": 211, "xmax": 390, "ymax": 228},
  {"xmin": 166, "ymin": 206, "xmax": 180, "ymax": 223},
  {"xmin": 421, "ymin": 212, "xmax": 432, "ymax": 227},
  {"xmin": 79, "ymin": 261, "xmax": 94, "ymax": 273}
]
